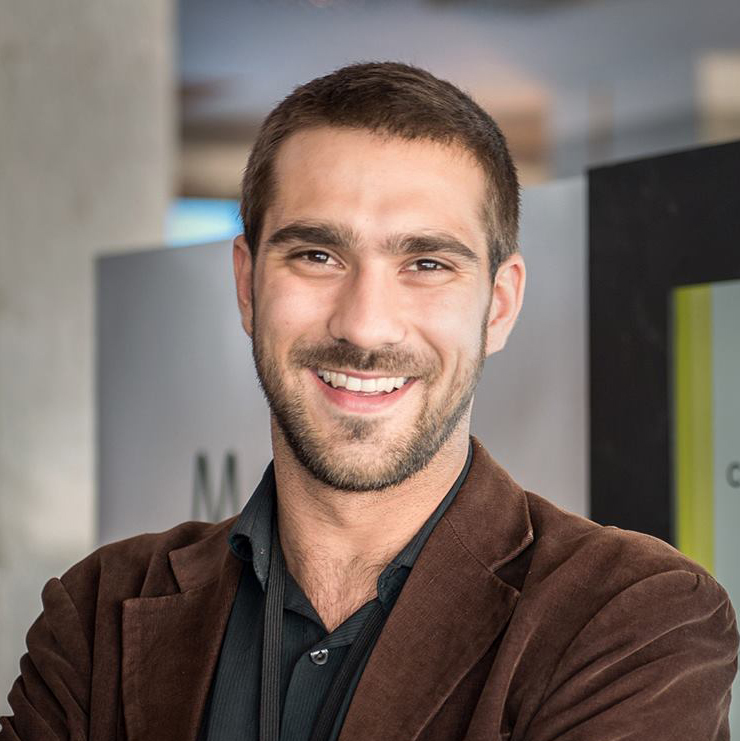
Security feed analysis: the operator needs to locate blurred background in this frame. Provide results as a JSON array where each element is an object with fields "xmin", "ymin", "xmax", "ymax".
[{"xmin": 2, "ymin": 0, "xmax": 740, "ymax": 713}]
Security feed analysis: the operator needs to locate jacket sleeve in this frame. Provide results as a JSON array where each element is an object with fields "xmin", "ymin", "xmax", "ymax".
[
  {"xmin": 523, "ymin": 570, "xmax": 739, "ymax": 741},
  {"xmin": 0, "ymin": 577, "xmax": 91, "ymax": 741}
]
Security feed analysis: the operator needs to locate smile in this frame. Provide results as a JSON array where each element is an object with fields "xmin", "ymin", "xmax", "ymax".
[{"xmin": 316, "ymin": 368, "xmax": 410, "ymax": 394}]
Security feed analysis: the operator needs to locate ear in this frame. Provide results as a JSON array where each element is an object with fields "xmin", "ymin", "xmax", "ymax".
[
  {"xmin": 485, "ymin": 252, "xmax": 526, "ymax": 356},
  {"xmin": 233, "ymin": 234, "xmax": 254, "ymax": 337}
]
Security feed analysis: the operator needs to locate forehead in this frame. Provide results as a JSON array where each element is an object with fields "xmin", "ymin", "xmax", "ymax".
[{"xmin": 265, "ymin": 126, "xmax": 489, "ymax": 250}]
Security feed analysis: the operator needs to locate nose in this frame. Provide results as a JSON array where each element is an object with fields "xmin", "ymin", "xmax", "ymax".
[{"xmin": 327, "ymin": 263, "xmax": 406, "ymax": 349}]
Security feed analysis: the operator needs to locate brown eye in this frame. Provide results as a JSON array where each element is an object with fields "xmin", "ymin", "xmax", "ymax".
[
  {"xmin": 293, "ymin": 250, "xmax": 339, "ymax": 266},
  {"xmin": 407, "ymin": 258, "xmax": 448, "ymax": 272}
]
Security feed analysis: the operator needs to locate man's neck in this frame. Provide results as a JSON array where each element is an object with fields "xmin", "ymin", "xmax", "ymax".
[{"xmin": 270, "ymin": 425, "xmax": 470, "ymax": 631}]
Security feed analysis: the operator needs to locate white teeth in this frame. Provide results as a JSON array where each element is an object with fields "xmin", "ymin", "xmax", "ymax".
[
  {"xmin": 345, "ymin": 375, "xmax": 362, "ymax": 391},
  {"xmin": 316, "ymin": 369, "xmax": 409, "ymax": 393}
]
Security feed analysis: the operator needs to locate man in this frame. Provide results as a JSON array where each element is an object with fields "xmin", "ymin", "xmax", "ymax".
[{"xmin": 2, "ymin": 62, "xmax": 738, "ymax": 741}]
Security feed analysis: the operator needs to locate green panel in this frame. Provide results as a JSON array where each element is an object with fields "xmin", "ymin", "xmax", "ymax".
[{"xmin": 673, "ymin": 285, "xmax": 714, "ymax": 573}]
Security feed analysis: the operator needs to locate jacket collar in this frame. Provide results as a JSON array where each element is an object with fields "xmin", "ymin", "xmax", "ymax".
[
  {"xmin": 122, "ymin": 519, "xmax": 241, "ymax": 741},
  {"xmin": 443, "ymin": 436, "xmax": 534, "ymax": 572},
  {"xmin": 121, "ymin": 436, "xmax": 533, "ymax": 741},
  {"xmin": 167, "ymin": 516, "xmax": 238, "ymax": 591},
  {"xmin": 337, "ymin": 436, "xmax": 533, "ymax": 740}
]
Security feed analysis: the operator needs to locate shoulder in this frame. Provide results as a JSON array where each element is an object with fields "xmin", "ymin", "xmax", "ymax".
[
  {"xmin": 508, "ymin": 494, "xmax": 739, "ymax": 735},
  {"xmin": 456, "ymin": 439, "xmax": 718, "ymax": 593},
  {"xmin": 511, "ymin": 491, "xmax": 736, "ymax": 657},
  {"xmin": 57, "ymin": 517, "xmax": 237, "ymax": 613},
  {"xmin": 523, "ymin": 489, "xmax": 712, "ymax": 587}
]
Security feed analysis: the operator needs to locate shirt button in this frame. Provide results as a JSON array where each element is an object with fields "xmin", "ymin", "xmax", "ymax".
[{"xmin": 309, "ymin": 649, "xmax": 329, "ymax": 665}]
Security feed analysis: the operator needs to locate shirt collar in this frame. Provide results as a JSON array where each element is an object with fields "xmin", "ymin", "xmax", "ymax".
[
  {"xmin": 228, "ymin": 439, "xmax": 474, "ymax": 600},
  {"xmin": 228, "ymin": 461, "xmax": 275, "ymax": 589}
]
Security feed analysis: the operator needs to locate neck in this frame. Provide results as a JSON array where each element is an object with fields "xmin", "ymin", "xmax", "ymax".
[{"xmin": 271, "ymin": 423, "xmax": 470, "ymax": 631}]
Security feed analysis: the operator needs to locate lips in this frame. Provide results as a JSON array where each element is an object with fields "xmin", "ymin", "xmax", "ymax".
[
  {"xmin": 310, "ymin": 368, "xmax": 416, "ymax": 412},
  {"xmin": 316, "ymin": 368, "xmax": 409, "ymax": 394}
]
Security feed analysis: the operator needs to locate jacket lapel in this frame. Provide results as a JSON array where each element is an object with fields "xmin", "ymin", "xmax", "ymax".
[
  {"xmin": 119, "ymin": 439, "xmax": 532, "ymax": 741},
  {"xmin": 121, "ymin": 521, "xmax": 242, "ymax": 741},
  {"xmin": 339, "ymin": 438, "xmax": 534, "ymax": 741}
]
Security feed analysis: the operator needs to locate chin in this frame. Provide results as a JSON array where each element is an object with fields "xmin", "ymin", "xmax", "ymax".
[{"xmin": 290, "ymin": 427, "xmax": 436, "ymax": 492}]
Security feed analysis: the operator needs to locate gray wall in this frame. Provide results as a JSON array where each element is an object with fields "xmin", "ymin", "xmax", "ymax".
[
  {"xmin": 472, "ymin": 176, "xmax": 587, "ymax": 512},
  {"xmin": 96, "ymin": 177, "xmax": 586, "ymax": 545}
]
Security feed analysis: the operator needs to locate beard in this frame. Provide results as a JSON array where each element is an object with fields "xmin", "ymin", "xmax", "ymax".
[{"xmin": 251, "ymin": 313, "xmax": 487, "ymax": 493}]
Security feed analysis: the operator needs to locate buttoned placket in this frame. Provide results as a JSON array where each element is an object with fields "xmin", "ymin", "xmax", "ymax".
[
  {"xmin": 278, "ymin": 581, "xmax": 382, "ymax": 741},
  {"xmin": 201, "ymin": 441, "xmax": 473, "ymax": 741}
]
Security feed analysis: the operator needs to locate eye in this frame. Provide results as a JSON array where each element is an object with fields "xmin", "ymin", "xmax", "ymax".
[
  {"xmin": 291, "ymin": 250, "xmax": 340, "ymax": 267},
  {"xmin": 406, "ymin": 258, "xmax": 450, "ymax": 272}
]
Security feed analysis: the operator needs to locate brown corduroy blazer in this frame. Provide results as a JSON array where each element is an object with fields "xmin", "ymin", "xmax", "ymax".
[{"xmin": 2, "ymin": 438, "xmax": 738, "ymax": 740}]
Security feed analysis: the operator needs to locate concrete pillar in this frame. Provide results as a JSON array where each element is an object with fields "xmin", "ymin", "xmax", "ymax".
[{"xmin": 0, "ymin": 0, "xmax": 175, "ymax": 706}]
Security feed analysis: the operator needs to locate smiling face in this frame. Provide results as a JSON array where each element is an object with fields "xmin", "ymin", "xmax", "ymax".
[{"xmin": 234, "ymin": 126, "xmax": 524, "ymax": 492}]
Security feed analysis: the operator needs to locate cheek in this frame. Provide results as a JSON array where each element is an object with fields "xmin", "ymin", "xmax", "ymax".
[
  {"xmin": 408, "ymin": 289, "xmax": 486, "ymax": 371},
  {"xmin": 257, "ymin": 271, "xmax": 330, "ymax": 343}
]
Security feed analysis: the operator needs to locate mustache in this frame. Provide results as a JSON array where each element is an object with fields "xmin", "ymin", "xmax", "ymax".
[{"xmin": 288, "ymin": 340, "xmax": 436, "ymax": 379}]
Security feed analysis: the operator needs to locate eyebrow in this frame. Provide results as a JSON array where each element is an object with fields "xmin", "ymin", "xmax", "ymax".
[
  {"xmin": 388, "ymin": 233, "xmax": 480, "ymax": 265},
  {"xmin": 265, "ymin": 222, "xmax": 358, "ymax": 250},
  {"xmin": 264, "ymin": 220, "xmax": 480, "ymax": 266}
]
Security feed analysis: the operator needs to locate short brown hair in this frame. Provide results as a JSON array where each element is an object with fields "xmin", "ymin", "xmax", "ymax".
[{"xmin": 240, "ymin": 61, "xmax": 519, "ymax": 279}]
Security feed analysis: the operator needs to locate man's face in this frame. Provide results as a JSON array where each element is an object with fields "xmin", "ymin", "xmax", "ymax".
[{"xmin": 235, "ymin": 127, "xmax": 521, "ymax": 491}]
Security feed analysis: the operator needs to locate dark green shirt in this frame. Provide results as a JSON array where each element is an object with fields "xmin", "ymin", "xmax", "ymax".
[{"xmin": 199, "ymin": 440, "xmax": 473, "ymax": 741}]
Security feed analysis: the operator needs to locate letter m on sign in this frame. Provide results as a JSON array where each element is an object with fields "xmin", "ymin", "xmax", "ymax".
[{"xmin": 192, "ymin": 451, "xmax": 240, "ymax": 522}]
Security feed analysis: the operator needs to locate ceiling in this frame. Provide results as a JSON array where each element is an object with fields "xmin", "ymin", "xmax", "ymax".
[{"xmin": 177, "ymin": 0, "xmax": 740, "ymax": 187}]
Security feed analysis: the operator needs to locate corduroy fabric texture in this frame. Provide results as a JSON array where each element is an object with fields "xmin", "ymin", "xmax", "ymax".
[
  {"xmin": 199, "ymin": 442, "xmax": 471, "ymax": 741},
  {"xmin": 1, "ymin": 437, "xmax": 738, "ymax": 740}
]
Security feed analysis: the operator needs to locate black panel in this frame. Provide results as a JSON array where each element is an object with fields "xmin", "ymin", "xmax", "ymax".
[{"xmin": 589, "ymin": 140, "xmax": 740, "ymax": 543}]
